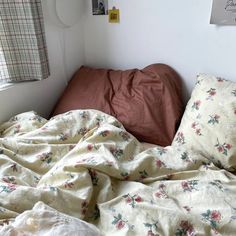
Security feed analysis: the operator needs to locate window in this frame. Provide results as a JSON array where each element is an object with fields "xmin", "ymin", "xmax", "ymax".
[
  {"xmin": 0, "ymin": 0, "xmax": 49, "ymax": 84},
  {"xmin": 0, "ymin": 47, "xmax": 9, "ymax": 83}
]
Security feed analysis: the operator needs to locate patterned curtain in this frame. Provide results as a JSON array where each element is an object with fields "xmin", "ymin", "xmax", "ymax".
[{"xmin": 0, "ymin": 0, "xmax": 50, "ymax": 83}]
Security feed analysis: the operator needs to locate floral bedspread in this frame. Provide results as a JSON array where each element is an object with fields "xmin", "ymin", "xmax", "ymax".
[{"xmin": 0, "ymin": 110, "xmax": 236, "ymax": 236}]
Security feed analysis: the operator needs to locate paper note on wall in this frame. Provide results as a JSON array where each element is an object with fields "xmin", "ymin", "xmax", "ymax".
[
  {"xmin": 92, "ymin": 0, "xmax": 108, "ymax": 15},
  {"xmin": 210, "ymin": 0, "xmax": 236, "ymax": 25},
  {"xmin": 109, "ymin": 8, "xmax": 120, "ymax": 23}
]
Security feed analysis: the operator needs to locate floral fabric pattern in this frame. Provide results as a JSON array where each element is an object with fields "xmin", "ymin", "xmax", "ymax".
[
  {"xmin": 172, "ymin": 74, "xmax": 236, "ymax": 171},
  {"xmin": 0, "ymin": 109, "xmax": 235, "ymax": 235},
  {"xmin": 201, "ymin": 209, "xmax": 221, "ymax": 231},
  {"xmin": 175, "ymin": 220, "xmax": 195, "ymax": 236}
]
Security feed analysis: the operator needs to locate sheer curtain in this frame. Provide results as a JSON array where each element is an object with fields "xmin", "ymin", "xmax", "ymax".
[{"xmin": 0, "ymin": 0, "xmax": 50, "ymax": 83}]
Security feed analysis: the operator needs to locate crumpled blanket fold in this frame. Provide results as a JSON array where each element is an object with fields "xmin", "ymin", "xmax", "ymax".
[
  {"xmin": 0, "ymin": 110, "xmax": 236, "ymax": 235},
  {"xmin": 0, "ymin": 201, "xmax": 101, "ymax": 236}
]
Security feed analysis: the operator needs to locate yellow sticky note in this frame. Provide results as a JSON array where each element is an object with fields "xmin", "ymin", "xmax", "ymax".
[{"xmin": 109, "ymin": 9, "xmax": 120, "ymax": 23}]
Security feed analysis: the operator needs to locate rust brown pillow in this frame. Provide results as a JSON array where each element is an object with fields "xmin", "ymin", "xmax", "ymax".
[{"xmin": 52, "ymin": 64, "xmax": 184, "ymax": 146}]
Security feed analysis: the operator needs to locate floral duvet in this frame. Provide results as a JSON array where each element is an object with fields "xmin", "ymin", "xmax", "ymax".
[{"xmin": 0, "ymin": 110, "xmax": 236, "ymax": 236}]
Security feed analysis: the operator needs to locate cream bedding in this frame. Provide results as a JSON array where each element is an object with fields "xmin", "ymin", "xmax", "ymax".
[{"xmin": 0, "ymin": 110, "xmax": 236, "ymax": 236}]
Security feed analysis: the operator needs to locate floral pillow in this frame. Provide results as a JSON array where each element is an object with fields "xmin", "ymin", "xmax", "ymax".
[{"xmin": 172, "ymin": 74, "xmax": 236, "ymax": 171}]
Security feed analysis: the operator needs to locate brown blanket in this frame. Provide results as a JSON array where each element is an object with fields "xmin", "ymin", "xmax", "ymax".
[{"xmin": 52, "ymin": 64, "xmax": 184, "ymax": 146}]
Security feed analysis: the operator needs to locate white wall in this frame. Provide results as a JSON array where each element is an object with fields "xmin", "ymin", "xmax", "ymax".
[
  {"xmin": 1, "ymin": 0, "xmax": 236, "ymax": 122},
  {"xmin": 83, "ymin": 0, "xmax": 236, "ymax": 101},
  {"xmin": 0, "ymin": 0, "xmax": 85, "ymax": 123}
]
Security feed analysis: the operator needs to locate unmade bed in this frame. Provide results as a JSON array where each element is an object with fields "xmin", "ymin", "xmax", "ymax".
[{"xmin": 0, "ymin": 65, "xmax": 236, "ymax": 236}]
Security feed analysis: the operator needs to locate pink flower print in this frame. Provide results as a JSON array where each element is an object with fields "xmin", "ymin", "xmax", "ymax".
[
  {"xmin": 81, "ymin": 200, "xmax": 89, "ymax": 215},
  {"xmin": 87, "ymin": 144, "xmax": 93, "ymax": 151},
  {"xmin": 175, "ymin": 132, "xmax": 185, "ymax": 145},
  {"xmin": 177, "ymin": 220, "xmax": 195, "ymax": 235},
  {"xmin": 159, "ymin": 183, "xmax": 165, "ymax": 189},
  {"xmin": 13, "ymin": 124, "xmax": 21, "ymax": 134},
  {"xmin": 182, "ymin": 181, "xmax": 189, "ymax": 189},
  {"xmin": 155, "ymin": 192, "xmax": 161, "ymax": 198},
  {"xmin": 147, "ymin": 230, "xmax": 155, "ymax": 236},
  {"xmin": 156, "ymin": 159, "xmax": 165, "ymax": 168},
  {"xmin": 202, "ymin": 209, "xmax": 221, "ymax": 230},
  {"xmin": 112, "ymin": 214, "xmax": 127, "ymax": 230},
  {"xmin": 206, "ymin": 88, "xmax": 216, "ymax": 100},
  {"xmin": 88, "ymin": 169, "xmax": 99, "ymax": 186},
  {"xmin": 155, "ymin": 191, "xmax": 168, "ymax": 199},
  {"xmin": 210, "ymin": 91, "xmax": 216, "ymax": 96},
  {"xmin": 7, "ymin": 183, "xmax": 16, "ymax": 192},
  {"xmin": 156, "ymin": 160, "xmax": 162, "ymax": 168},
  {"xmin": 116, "ymin": 220, "xmax": 125, "ymax": 230},
  {"xmin": 225, "ymin": 144, "xmax": 232, "ymax": 150},
  {"xmin": 211, "ymin": 210, "xmax": 221, "ymax": 222},
  {"xmin": 64, "ymin": 181, "xmax": 74, "ymax": 188},
  {"xmin": 181, "ymin": 180, "xmax": 198, "ymax": 192},
  {"xmin": 180, "ymin": 220, "xmax": 190, "ymax": 229},
  {"xmin": 195, "ymin": 100, "xmax": 201, "ymax": 107},
  {"xmin": 192, "ymin": 100, "xmax": 201, "ymax": 110},
  {"xmin": 135, "ymin": 196, "xmax": 142, "ymax": 203},
  {"xmin": 126, "ymin": 196, "xmax": 132, "ymax": 203},
  {"xmin": 81, "ymin": 201, "xmax": 88, "ymax": 208},
  {"xmin": 217, "ymin": 146, "xmax": 223, "ymax": 153},
  {"xmin": 191, "ymin": 122, "xmax": 202, "ymax": 136},
  {"xmin": 120, "ymin": 172, "xmax": 130, "ymax": 180},
  {"xmin": 123, "ymin": 194, "xmax": 143, "ymax": 207},
  {"xmin": 0, "ymin": 183, "xmax": 17, "ymax": 193},
  {"xmin": 144, "ymin": 221, "xmax": 159, "ymax": 236},
  {"xmin": 2, "ymin": 177, "xmax": 16, "ymax": 185},
  {"xmin": 215, "ymin": 139, "xmax": 232, "ymax": 156},
  {"xmin": 196, "ymin": 129, "xmax": 202, "ymax": 136},
  {"xmin": 191, "ymin": 122, "xmax": 197, "ymax": 129},
  {"xmin": 155, "ymin": 183, "xmax": 168, "ymax": 199}
]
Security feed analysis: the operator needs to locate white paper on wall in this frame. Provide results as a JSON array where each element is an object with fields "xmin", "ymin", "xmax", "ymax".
[{"xmin": 210, "ymin": 0, "xmax": 236, "ymax": 25}]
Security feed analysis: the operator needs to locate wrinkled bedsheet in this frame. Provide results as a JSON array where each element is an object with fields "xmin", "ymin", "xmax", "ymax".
[{"xmin": 0, "ymin": 110, "xmax": 236, "ymax": 236}]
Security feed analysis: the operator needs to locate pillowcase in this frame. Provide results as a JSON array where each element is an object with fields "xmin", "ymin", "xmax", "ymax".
[
  {"xmin": 52, "ymin": 64, "xmax": 184, "ymax": 146},
  {"xmin": 172, "ymin": 74, "xmax": 236, "ymax": 171}
]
